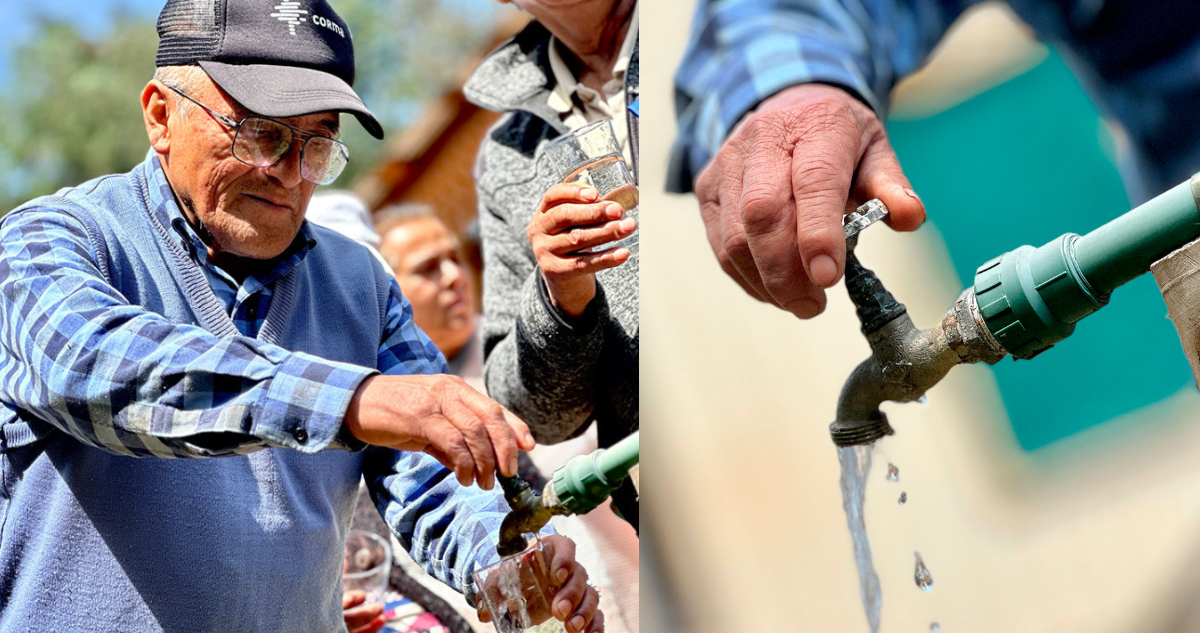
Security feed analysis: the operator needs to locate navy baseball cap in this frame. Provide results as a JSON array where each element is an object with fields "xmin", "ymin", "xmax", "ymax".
[{"xmin": 156, "ymin": 0, "xmax": 384, "ymax": 139}]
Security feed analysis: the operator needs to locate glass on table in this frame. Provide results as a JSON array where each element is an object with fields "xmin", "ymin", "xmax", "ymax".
[
  {"xmin": 542, "ymin": 118, "xmax": 639, "ymax": 255},
  {"xmin": 471, "ymin": 536, "xmax": 568, "ymax": 633},
  {"xmin": 343, "ymin": 529, "xmax": 391, "ymax": 607}
]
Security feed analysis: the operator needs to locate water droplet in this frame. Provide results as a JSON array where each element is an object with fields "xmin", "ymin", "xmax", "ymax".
[
  {"xmin": 886, "ymin": 463, "xmax": 899, "ymax": 482},
  {"xmin": 898, "ymin": 492, "xmax": 907, "ymax": 505},
  {"xmin": 916, "ymin": 394, "xmax": 928, "ymax": 404},
  {"xmin": 914, "ymin": 551, "xmax": 934, "ymax": 591},
  {"xmin": 931, "ymin": 624, "xmax": 940, "ymax": 632}
]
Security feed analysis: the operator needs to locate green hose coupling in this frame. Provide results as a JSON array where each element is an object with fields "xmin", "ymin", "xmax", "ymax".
[
  {"xmin": 548, "ymin": 432, "xmax": 639, "ymax": 516},
  {"xmin": 973, "ymin": 233, "xmax": 1107, "ymax": 359},
  {"xmin": 973, "ymin": 176, "xmax": 1200, "ymax": 359}
]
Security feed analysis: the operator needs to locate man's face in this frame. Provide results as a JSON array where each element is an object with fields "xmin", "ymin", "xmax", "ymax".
[
  {"xmin": 162, "ymin": 77, "xmax": 340, "ymax": 260},
  {"xmin": 380, "ymin": 217, "xmax": 477, "ymax": 356}
]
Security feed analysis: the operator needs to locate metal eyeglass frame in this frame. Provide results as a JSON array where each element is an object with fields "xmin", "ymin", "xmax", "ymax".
[{"xmin": 165, "ymin": 85, "xmax": 350, "ymax": 186}]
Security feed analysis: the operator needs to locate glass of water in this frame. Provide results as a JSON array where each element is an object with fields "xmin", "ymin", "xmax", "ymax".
[
  {"xmin": 542, "ymin": 119, "xmax": 639, "ymax": 255},
  {"xmin": 343, "ymin": 529, "xmax": 391, "ymax": 607},
  {"xmin": 471, "ymin": 536, "xmax": 567, "ymax": 633}
]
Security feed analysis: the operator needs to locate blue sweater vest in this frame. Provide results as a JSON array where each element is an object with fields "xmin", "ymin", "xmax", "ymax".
[{"xmin": 0, "ymin": 157, "xmax": 396, "ymax": 630}]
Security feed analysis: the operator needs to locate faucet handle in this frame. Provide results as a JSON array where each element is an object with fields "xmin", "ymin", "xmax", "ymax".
[{"xmin": 843, "ymin": 199, "xmax": 889, "ymax": 243}]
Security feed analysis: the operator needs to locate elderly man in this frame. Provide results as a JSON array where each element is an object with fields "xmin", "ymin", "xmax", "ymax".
[
  {"xmin": 467, "ymin": 0, "xmax": 640, "ymax": 531},
  {"xmin": 670, "ymin": 0, "xmax": 1200, "ymax": 320},
  {"xmin": 0, "ymin": 2, "xmax": 601, "ymax": 631}
]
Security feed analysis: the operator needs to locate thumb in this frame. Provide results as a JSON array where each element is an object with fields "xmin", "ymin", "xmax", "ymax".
[{"xmin": 852, "ymin": 130, "xmax": 926, "ymax": 232}]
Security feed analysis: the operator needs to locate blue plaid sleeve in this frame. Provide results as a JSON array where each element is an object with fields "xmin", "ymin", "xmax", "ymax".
[
  {"xmin": 0, "ymin": 208, "xmax": 375, "ymax": 458},
  {"xmin": 670, "ymin": 0, "xmax": 972, "ymax": 191},
  {"xmin": 365, "ymin": 281, "xmax": 552, "ymax": 606},
  {"xmin": 377, "ymin": 280, "xmax": 450, "ymax": 376},
  {"xmin": 363, "ymin": 447, "xmax": 511, "ymax": 606}
]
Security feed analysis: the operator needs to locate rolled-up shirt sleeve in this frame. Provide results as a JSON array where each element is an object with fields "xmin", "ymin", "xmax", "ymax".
[
  {"xmin": 669, "ymin": 0, "xmax": 971, "ymax": 191},
  {"xmin": 0, "ymin": 207, "xmax": 375, "ymax": 457}
]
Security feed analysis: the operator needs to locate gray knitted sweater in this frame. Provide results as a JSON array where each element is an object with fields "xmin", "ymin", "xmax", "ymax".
[{"xmin": 464, "ymin": 21, "xmax": 639, "ymax": 526}]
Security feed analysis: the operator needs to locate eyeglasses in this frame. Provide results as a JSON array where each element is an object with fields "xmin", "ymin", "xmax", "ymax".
[{"xmin": 166, "ymin": 85, "xmax": 350, "ymax": 186}]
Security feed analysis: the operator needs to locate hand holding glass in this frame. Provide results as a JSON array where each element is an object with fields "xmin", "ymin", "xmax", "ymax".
[
  {"xmin": 543, "ymin": 119, "xmax": 639, "ymax": 255},
  {"xmin": 472, "ymin": 537, "xmax": 567, "ymax": 633}
]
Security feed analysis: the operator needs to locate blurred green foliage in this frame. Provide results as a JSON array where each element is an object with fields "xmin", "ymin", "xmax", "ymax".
[
  {"xmin": 0, "ymin": 1, "xmax": 507, "ymax": 215},
  {"xmin": 0, "ymin": 14, "xmax": 156, "ymax": 215}
]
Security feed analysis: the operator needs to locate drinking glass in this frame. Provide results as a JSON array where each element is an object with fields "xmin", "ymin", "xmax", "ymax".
[
  {"xmin": 343, "ymin": 529, "xmax": 391, "ymax": 606},
  {"xmin": 542, "ymin": 119, "xmax": 639, "ymax": 255},
  {"xmin": 471, "ymin": 536, "xmax": 567, "ymax": 633}
]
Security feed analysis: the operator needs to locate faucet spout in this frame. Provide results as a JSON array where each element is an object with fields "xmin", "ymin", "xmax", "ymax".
[
  {"xmin": 496, "ymin": 474, "xmax": 556, "ymax": 558},
  {"xmin": 830, "ymin": 251, "xmax": 1006, "ymax": 447}
]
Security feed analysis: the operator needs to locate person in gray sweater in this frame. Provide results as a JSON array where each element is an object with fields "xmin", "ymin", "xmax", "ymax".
[{"xmin": 465, "ymin": 0, "xmax": 639, "ymax": 529}]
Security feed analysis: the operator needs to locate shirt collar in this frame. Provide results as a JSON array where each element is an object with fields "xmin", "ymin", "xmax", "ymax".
[
  {"xmin": 545, "ymin": 4, "xmax": 638, "ymax": 115},
  {"xmin": 145, "ymin": 150, "xmax": 317, "ymax": 292}
]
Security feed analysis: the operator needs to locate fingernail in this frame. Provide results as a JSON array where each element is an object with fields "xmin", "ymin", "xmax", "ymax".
[
  {"xmin": 582, "ymin": 188, "xmax": 598, "ymax": 201},
  {"xmin": 809, "ymin": 254, "xmax": 839, "ymax": 288},
  {"xmin": 556, "ymin": 567, "xmax": 569, "ymax": 583},
  {"xmin": 525, "ymin": 431, "xmax": 535, "ymax": 445},
  {"xmin": 556, "ymin": 599, "xmax": 571, "ymax": 619},
  {"xmin": 509, "ymin": 454, "xmax": 519, "ymax": 475},
  {"xmin": 619, "ymin": 218, "xmax": 636, "ymax": 232},
  {"xmin": 904, "ymin": 187, "xmax": 922, "ymax": 205},
  {"xmin": 793, "ymin": 298, "xmax": 822, "ymax": 319},
  {"xmin": 606, "ymin": 202, "xmax": 623, "ymax": 218},
  {"xmin": 571, "ymin": 616, "xmax": 585, "ymax": 631}
]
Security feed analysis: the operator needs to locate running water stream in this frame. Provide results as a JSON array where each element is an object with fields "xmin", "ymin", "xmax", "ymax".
[
  {"xmin": 837, "ymin": 445, "xmax": 882, "ymax": 633},
  {"xmin": 838, "ymin": 447, "xmax": 938, "ymax": 631}
]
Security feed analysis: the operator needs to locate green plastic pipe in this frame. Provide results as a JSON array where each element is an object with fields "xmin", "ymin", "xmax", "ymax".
[
  {"xmin": 974, "ymin": 175, "xmax": 1200, "ymax": 359},
  {"xmin": 550, "ymin": 431, "xmax": 639, "ymax": 516},
  {"xmin": 1076, "ymin": 178, "xmax": 1200, "ymax": 294},
  {"xmin": 594, "ymin": 431, "xmax": 640, "ymax": 480}
]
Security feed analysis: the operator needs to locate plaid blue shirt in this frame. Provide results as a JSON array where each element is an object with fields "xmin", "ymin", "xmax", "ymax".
[
  {"xmin": 670, "ymin": 0, "xmax": 971, "ymax": 190},
  {"xmin": 670, "ymin": 0, "xmax": 1200, "ymax": 200},
  {"xmin": 0, "ymin": 153, "xmax": 526, "ymax": 610},
  {"xmin": 0, "ymin": 154, "xmax": 446, "ymax": 458}
]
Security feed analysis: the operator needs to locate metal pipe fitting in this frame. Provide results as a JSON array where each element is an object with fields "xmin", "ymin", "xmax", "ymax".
[
  {"xmin": 831, "ymin": 202, "xmax": 1008, "ymax": 447},
  {"xmin": 495, "ymin": 433, "xmax": 640, "ymax": 556},
  {"xmin": 831, "ymin": 175, "xmax": 1200, "ymax": 445},
  {"xmin": 830, "ymin": 284, "xmax": 1007, "ymax": 446},
  {"xmin": 496, "ymin": 474, "xmax": 556, "ymax": 558}
]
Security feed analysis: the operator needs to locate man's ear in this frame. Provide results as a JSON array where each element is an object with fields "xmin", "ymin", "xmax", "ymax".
[{"xmin": 142, "ymin": 80, "xmax": 171, "ymax": 154}]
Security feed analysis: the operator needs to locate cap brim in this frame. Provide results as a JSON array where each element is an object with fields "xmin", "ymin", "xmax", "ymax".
[{"xmin": 199, "ymin": 60, "xmax": 384, "ymax": 139}]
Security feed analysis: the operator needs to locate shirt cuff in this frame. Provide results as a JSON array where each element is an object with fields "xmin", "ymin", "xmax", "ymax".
[{"xmin": 250, "ymin": 351, "xmax": 377, "ymax": 453}]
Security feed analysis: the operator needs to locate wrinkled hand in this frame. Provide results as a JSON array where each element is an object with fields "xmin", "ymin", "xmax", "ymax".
[
  {"xmin": 529, "ymin": 183, "xmax": 637, "ymax": 317},
  {"xmin": 343, "ymin": 590, "xmax": 385, "ymax": 633},
  {"xmin": 477, "ymin": 536, "xmax": 603, "ymax": 633},
  {"xmin": 345, "ymin": 375, "xmax": 536, "ymax": 490},
  {"xmin": 694, "ymin": 83, "xmax": 926, "ymax": 318}
]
